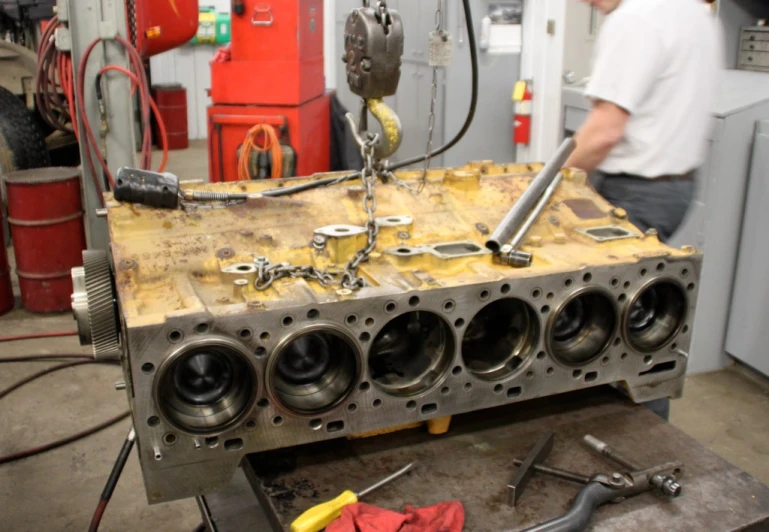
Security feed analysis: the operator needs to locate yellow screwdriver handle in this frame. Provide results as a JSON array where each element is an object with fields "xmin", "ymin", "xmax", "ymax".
[{"xmin": 290, "ymin": 490, "xmax": 359, "ymax": 532}]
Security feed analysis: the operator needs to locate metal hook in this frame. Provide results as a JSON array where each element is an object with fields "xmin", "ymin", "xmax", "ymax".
[{"xmin": 345, "ymin": 99, "xmax": 403, "ymax": 160}]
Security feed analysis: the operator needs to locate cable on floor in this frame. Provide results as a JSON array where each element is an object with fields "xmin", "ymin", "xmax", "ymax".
[
  {"xmin": 0, "ymin": 353, "xmax": 93, "ymax": 363},
  {"xmin": 0, "ymin": 359, "xmax": 116, "ymax": 400},
  {"xmin": 88, "ymin": 425, "xmax": 135, "ymax": 532},
  {"xmin": 0, "ymin": 330, "xmax": 78, "ymax": 343}
]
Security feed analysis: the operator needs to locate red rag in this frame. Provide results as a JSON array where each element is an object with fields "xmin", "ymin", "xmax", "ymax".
[{"xmin": 327, "ymin": 501, "xmax": 464, "ymax": 532}]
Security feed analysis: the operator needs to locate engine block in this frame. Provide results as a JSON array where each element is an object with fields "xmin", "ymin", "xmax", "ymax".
[{"xmin": 87, "ymin": 162, "xmax": 702, "ymax": 503}]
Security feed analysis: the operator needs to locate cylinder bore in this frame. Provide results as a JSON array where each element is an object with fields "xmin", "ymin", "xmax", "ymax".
[
  {"xmin": 462, "ymin": 298, "xmax": 539, "ymax": 380},
  {"xmin": 625, "ymin": 279, "xmax": 686, "ymax": 352},
  {"xmin": 156, "ymin": 338, "xmax": 257, "ymax": 434},
  {"xmin": 368, "ymin": 311, "xmax": 454, "ymax": 396},
  {"xmin": 268, "ymin": 325, "xmax": 360, "ymax": 415},
  {"xmin": 548, "ymin": 289, "xmax": 616, "ymax": 365}
]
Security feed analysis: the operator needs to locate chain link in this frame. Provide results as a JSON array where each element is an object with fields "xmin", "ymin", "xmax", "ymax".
[
  {"xmin": 341, "ymin": 135, "xmax": 379, "ymax": 289},
  {"xmin": 418, "ymin": 0, "xmax": 444, "ymax": 194}
]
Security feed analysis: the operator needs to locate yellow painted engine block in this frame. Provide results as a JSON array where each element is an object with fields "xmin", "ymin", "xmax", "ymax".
[{"xmin": 93, "ymin": 162, "xmax": 701, "ymax": 503}]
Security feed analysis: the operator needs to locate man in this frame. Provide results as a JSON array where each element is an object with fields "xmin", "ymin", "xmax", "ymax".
[
  {"xmin": 566, "ymin": 0, "xmax": 722, "ymax": 242},
  {"xmin": 566, "ymin": 0, "xmax": 722, "ymax": 419}
]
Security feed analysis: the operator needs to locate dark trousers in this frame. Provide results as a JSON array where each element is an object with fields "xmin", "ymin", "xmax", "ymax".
[
  {"xmin": 595, "ymin": 172, "xmax": 695, "ymax": 420},
  {"xmin": 594, "ymin": 172, "xmax": 696, "ymax": 242}
]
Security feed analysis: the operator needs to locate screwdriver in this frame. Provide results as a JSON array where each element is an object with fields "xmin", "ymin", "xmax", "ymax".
[{"xmin": 290, "ymin": 462, "xmax": 414, "ymax": 532}]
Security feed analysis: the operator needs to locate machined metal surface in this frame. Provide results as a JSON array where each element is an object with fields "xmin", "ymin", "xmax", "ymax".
[
  {"xmin": 89, "ymin": 161, "xmax": 702, "ymax": 503},
  {"xmin": 73, "ymin": 250, "xmax": 120, "ymax": 359},
  {"xmin": 508, "ymin": 431, "xmax": 555, "ymax": 505}
]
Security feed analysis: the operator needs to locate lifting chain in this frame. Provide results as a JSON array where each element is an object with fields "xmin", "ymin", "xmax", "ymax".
[{"xmin": 418, "ymin": 0, "xmax": 445, "ymax": 194}]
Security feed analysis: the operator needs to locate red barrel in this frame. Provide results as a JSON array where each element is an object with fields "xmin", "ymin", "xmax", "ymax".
[
  {"xmin": 0, "ymin": 187, "xmax": 14, "ymax": 315},
  {"xmin": 5, "ymin": 167, "xmax": 86, "ymax": 313},
  {"xmin": 153, "ymin": 83, "xmax": 189, "ymax": 150}
]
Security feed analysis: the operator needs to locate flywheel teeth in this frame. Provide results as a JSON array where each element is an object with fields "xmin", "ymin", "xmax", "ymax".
[{"xmin": 82, "ymin": 250, "xmax": 121, "ymax": 359}]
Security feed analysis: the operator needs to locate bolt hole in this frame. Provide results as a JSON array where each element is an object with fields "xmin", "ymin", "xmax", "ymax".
[
  {"xmin": 257, "ymin": 398, "xmax": 269, "ymax": 408},
  {"xmin": 532, "ymin": 288, "xmax": 542, "ymax": 299},
  {"xmin": 147, "ymin": 416, "xmax": 160, "ymax": 427},
  {"xmin": 346, "ymin": 314, "xmax": 358, "ymax": 325},
  {"xmin": 480, "ymin": 289, "xmax": 490, "ymax": 300},
  {"xmin": 307, "ymin": 309, "xmax": 319, "ymax": 319},
  {"xmin": 541, "ymin": 305, "xmax": 550, "ymax": 314},
  {"xmin": 536, "ymin": 351, "xmax": 545, "ymax": 360},
  {"xmin": 225, "ymin": 438, "xmax": 244, "ymax": 451},
  {"xmin": 310, "ymin": 419, "xmax": 322, "ymax": 430},
  {"xmin": 640, "ymin": 268, "xmax": 648, "ymax": 277},
  {"xmin": 420, "ymin": 403, "xmax": 438, "ymax": 415},
  {"xmin": 195, "ymin": 323, "xmax": 209, "ymax": 334},
  {"xmin": 464, "ymin": 382, "xmax": 472, "ymax": 390},
  {"xmin": 564, "ymin": 278, "xmax": 573, "ymax": 288},
  {"xmin": 644, "ymin": 355, "xmax": 652, "ymax": 365},
  {"xmin": 546, "ymin": 292, "xmax": 554, "ymax": 300},
  {"xmin": 282, "ymin": 316, "xmax": 294, "ymax": 327},
  {"xmin": 409, "ymin": 296, "xmax": 420, "ymax": 307},
  {"xmin": 443, "ymin": 300, "xmax": 456, "ymax": 312},
  {"xmin": 452, "ymin": 366, "xmax": 462, "ymax": 375},
  {"xmin": 245, "ymin": 420, "xmax": 257, "ymax": 430},
  {"xmin": 546, "ymin": 367, "xmax": 554, "ymax": 376},
  {"xmin": 365, "ymin": 318, "xmax": 375, "ymax": 327},
  {"xmin": 255, "ymin": 347, "xmax": 266, "ymax": 357},
  {"xmin": 507, "ymin": 386, "xmax": 522, "ymax": 398},
  {"xmin": 621, "ymin": 352, "xmax": 628, "ymax": 360},
  {"xmin": 573, "ymin": 370, "xmax": 582, "ymax": 378},
  {"xmin": 501, "ymin": 284, "xmax": 511, "ymax": 294},
  {"xmin": 406, "ymin": 400, "xmax": 417, "ymax": 410},
  {"xmin": 454, "ymin": 318, "xmax": 465, "ymax": 328},
  {"xmin": 583, "ymin": 273, "xmax": 592, "ymax": 282},
  {"xmin": 682, "ymin": 268, "xmax": 689, "ymax": 277},
  {"xmin": 385, "ymin": 301, "xmax": 397, "ymax": 313},
  {"xmin": 526, "ymin": 371, "xmax": 534, "ymax": 379},
  {"xmin": 494, "ymin": 384, "xmax": 503, "ymax": 393},
  {"xmin": 682, "ymin": 325, "xmax": 689, "ymax": 334},
  {"xmin": 239, "ymin": 328, "xmax": 252, "ymax": 339},
  {"xmin": 205, "ymin": 437, "xmax": 218, "ymax": 448},
  {"xmin": 611, "ymin": 278, "xmax": 619, "ymax": 288},
  {"xmin": 260, "ymin": 332, "xmax": 270, "ymax": 341},
  {"xmin": 613, "ymin": 337, "xmax": 621, "ymax": 346},
  {"xmin": 618, "ymin": 294, "xmax": 627, "ymax": 302},
  {"xmin": 441, "ymin": 386, "xmax": 450, "ymax": 395},
  {"xmin": 373, "ymin": 399, "xmax": 383, "ymax": 408},
  {"xmin": 272, "ymin": 416, "xmax": 284, "ymax": 426},
  {"xmin": 584, "ymin": 371, "xmax": 598, "ymax": 382},
  {"xmin": 671, "ymin": 343, "xmax": 678, "ymax": 351},
  {"xmin": 687, "ymin": 283, "xmax": 696, "ymax": 291},
  {"xmin": 359, "ymin": 381, "xmax": 370, "ymax": 392},
  {"xmin": 623, "ymin": 281, "xmax": 631, "ymax": 289},
  {"xmin": 163, "ymin": 433, "xmax": 177, "ymax": 446},
  {"xmin": 141, "ymin": 363, "xmax": 155, "ymax": 374},
  {"xmin": 168, "ymin": 330, "xmax": 182, "ymax": 343},
  {"xmin": 657, "ymin": 263, "xmax": 665, "ymax": 271},
  {"xmin": 347, "ymin": 403, "xmax": 358, "ymax": 413},
  {"xmin": 601, "ymin": 356, "xmax": 610, "ymax": 365}
]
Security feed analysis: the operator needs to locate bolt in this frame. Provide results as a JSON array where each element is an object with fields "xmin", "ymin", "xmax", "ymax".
[
  {"xmin": 254, "ymin": 256, "xmax": 267, "ymax": 265},
  {"xmin": 361, "ymin": 58, "xmax": 372, "ymax": 71},
  {"xmin": 475, "ymin": 223, "xmax": 489, "ymax": 235},
  {"xmin": 233, "ymin": 279, "xmax": 249, "ymax": 299},
  {"xmin": 114, "ymin": 380, "xmax": 126, "ymax": 391},
  {"xmin": 247, "ymin": 300, "xmax": 263, "ymax": 308},
  {"xmin": 645, "ymin": 228, "xmax": 659, "ymax": 239},
  {"xmin": 119, "ymin": 259, "xmax": 136, "ymax": 271},
  {"xmin": 611, "ymin": 472, "xmax": 623, "ymax": 482},
  {"xmin": 313, "ymin": 235, "xmax": 327, "ymax": 245},
  {"xmin": 397, "ymin": 231, "xmax": 410, "ymax": 240},
  {"xmin": 612, "ymin": 208, "xmax": 628, "ymax": 220},
  {"xmin": 194, "ymin": 439, "xmax": 202, "ymax": 450},
  {"xmin": 153, "ymin": 446, "xmax": 162, "ymax": 461},
  {"xmin": 95, "ymin": 208, "xmax": 108, "ymax": 217}
]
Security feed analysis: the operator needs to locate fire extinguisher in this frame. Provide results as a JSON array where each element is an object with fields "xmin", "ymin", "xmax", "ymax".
[{"xmin": 512, "ymin": 80, "xmax": 532, "ymax": 145}]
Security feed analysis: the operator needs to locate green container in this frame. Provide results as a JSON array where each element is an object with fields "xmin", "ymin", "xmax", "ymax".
[{"xmin": 191, "ymin": 7, "xmax": 231, "ymax": 45}]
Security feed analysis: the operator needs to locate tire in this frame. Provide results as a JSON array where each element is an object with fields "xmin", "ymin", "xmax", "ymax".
[{"xmin": 0, "ymin": 86, "xmax": 50, "ymax": 173}]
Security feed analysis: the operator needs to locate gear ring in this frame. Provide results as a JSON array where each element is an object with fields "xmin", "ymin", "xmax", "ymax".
[{"xmin": 71, "ymin": 250, "xmax": 120, "ymax": 359}]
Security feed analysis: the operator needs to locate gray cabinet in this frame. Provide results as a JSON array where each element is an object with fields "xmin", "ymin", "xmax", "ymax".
[{"xmin": 725, "ymin": 120, "xmax": 769, "ymax": 377}]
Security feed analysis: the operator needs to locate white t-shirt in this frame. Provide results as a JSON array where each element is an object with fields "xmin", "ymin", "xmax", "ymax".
[{"xmin": 585, "ymin": 0, "xmax": 723, "ymax": 178}]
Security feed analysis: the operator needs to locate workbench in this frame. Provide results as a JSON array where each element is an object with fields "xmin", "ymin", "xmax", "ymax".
[{"xmin": 197, "ymin": 387, "xmax": 769, "ymax": 531}]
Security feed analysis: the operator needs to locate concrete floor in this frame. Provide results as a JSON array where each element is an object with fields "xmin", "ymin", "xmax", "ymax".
[{"xmin": 2, "ymin": 143, "xmax": 769, "ymax": 530}]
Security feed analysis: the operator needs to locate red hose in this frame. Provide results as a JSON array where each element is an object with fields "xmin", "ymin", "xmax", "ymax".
[{"xmin": 0, "ymin": 330, "xmax": 78, "ymax": 343}]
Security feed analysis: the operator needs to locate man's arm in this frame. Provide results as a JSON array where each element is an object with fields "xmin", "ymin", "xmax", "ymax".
[{"xmin": 565, "ymin": 100, "xmax": 629, "ymax": 172}]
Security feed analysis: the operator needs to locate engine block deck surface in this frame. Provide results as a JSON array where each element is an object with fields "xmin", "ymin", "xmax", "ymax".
[{"xmin": 104, "ymin": 162, "xmax": 702, "ymax": 503}]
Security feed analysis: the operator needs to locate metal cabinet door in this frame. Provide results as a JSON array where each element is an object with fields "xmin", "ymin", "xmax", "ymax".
[{"xmin": 725, "ymin": 120, "xmax": 769, "ymax": 377}]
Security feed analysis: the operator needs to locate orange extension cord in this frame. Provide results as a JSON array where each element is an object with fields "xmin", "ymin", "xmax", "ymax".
[{"xmin": 237, "ymin": 123, "xmax": 283, "ymax": 180}]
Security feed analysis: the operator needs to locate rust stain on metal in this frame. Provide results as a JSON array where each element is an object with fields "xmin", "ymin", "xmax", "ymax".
[{"xmin": 563, "ymin": 198, "xmax": 607, "ymax": 220}]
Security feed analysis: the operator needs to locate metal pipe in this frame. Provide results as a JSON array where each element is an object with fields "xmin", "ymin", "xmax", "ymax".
[
  {"xmin": 485, "ymin": 138, "xmax": 576, "ymax": 253},
  {"xmin": 508, "ymin": 172, "xmax": 564, "ymax": 250}
]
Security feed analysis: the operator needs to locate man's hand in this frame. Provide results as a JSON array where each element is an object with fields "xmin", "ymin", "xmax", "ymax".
[{"xmin": 565, "ymin": 100, "xmax": 629, "ymax": 172}]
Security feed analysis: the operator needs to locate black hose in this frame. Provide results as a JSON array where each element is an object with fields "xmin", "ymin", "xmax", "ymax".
[
  {"xmin": 387, "ymin": 0, "xmax": 479, "ymax": 171},
  {"xmin": 88, "ymin": 426, "xmax": 136, "ymax": 532},
  {"xmin": 260, "ymin": 172, "xmax": 361, "ymax": 197}
]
